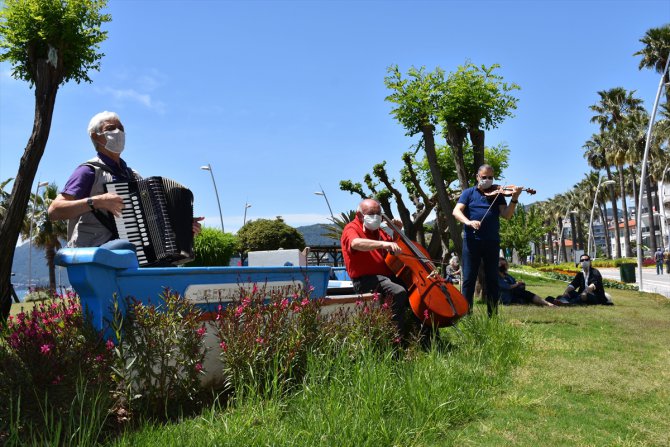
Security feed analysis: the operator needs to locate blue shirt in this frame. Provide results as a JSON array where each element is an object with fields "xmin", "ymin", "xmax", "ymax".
[{"xmin": 458, "ymin": 186, "xmax": 507, "ymax": 241}]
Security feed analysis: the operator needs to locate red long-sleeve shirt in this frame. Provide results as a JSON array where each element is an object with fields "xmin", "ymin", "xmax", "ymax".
[{"xmin": 341, "ymin": 218, "xmax": 394, "ymax": 279}]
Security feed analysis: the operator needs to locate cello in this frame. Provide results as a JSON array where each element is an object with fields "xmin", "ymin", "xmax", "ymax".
[{"xmin": 382, "ymin": 215, "xmax": 469, "ymax": 327}]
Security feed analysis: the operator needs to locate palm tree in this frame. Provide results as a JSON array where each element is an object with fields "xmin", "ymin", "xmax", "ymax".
[
  {"xmin": 22, "ymin": 183, "xmax": 67, "ymax": 291},
  {"xmin": 590, "ymin": 88, "xmax": 645, "ymax": 257},
  {"xmin": 634, "ymin": 25, "xmax": 670, "ymax": 105},
  {"xmin": 321, "ymin": 210, "xmax": 357, "ymax": 243},
  {"xmin": 584, "ymin": 133, "xmax": 622, "ymax": 258}
]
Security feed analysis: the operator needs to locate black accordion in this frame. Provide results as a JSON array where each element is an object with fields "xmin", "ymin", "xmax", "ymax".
[{"xmin": 105, "ymin": 176, "xmax": 194, "ymax": 267}]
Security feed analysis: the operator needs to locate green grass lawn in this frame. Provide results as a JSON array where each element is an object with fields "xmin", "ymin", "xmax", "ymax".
[
  {"xmin": 105, "ymin": 272, "xmax": 670, "ymax": 447},
  {"xmin": 447, "ymin": 271, "xmax": 670, "ymax": 447}
]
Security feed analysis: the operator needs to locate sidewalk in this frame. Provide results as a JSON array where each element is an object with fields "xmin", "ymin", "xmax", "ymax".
[{"xmin": 599, "ymin": 267, "xmax": 670, "ymax": 299}]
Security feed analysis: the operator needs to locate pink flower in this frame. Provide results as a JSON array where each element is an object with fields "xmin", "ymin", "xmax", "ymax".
[
  {"xmin": 256, "ymin": 337, "xmax": 264, "ymax": 344},
  {"xmin": 106, "ymin": 339, "xmax": 115, "ymax": 351},
  {"xmin": 423, "ymin": 309, "xmax": 429, "ymax": 320},
  {"xmin": 309, "ymin": 285, "xmax": 315, "ymax": 292},
  {"xmin": 301, "ymin": 298, "xmax": 309, "ymax": 307},
  {"xmin": 40, "ymin": 344, "xmax": 52, "ymax": 355},
  {"xmin": 219, "ymin": 341, "xmax": 228, "ymax": 351},
  {"xmin": 363, "ymin": 306, "xmax": 369, "ymax": 314},
  {"xmin": 382, "ymin": 302, "xmax": 389, "ymax": 310},
  {"xmin": 197, "ymin": 327, "xmax": 207, "ymax": 337},
  {"xmin": 195, "ymin": 363, "xmax": 203, "ymax": 373},
  {"xmin": 235, "ymin": 306, "xmax": 244, "ymax": 317},
  {"xmin": 252, "ymin": 284, "xmax": 258, "ymax": 294},
  {"xmin": 52, "ymin": 375, "xmax": 63, "ymax": 385},
  {"xmin": 281, "ymin": 298, "xmax": 289, "ymax": 309},
  {"xmin": 95, "ymin": 355, "xmax": 104, "ymax": 362},
  {"xmin": 393, "ymin": 337, "xmax": 401, "ymax": 344},
  {"xmin": 373, "ymin": 292, "xmax": 379, "ymax": 302}
]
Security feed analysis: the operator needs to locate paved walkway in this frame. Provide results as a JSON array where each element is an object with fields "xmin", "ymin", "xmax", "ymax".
[{"xmin": 599, "ymin": 267, "xmax": 670, "ymax": 299}]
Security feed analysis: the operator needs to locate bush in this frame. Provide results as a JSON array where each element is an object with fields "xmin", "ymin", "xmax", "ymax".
[
  {"xmin": 1, "ymin": 292, "xmax": 114, "ymax": 444},
  {"xmin": 189, "ymin": 227, "xmax": 238, "ymax": 267},
  {"xmin": 237, "ymin": 218, "xmax": 306, "ymax": 254},
  {"xmin": 111, "ymin": 289, "xmax": 208, "ymax": 421}
]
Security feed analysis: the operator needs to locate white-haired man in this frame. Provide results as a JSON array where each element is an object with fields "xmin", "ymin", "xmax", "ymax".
[{"xmin": 49, "ymin": 111, "xmax": 202, "ymax": 250}]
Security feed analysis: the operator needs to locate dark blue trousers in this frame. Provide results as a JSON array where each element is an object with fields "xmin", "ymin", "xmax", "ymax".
[{"xmin": 461, "ymin": 238, "xmax": 500, "ymax": 317}]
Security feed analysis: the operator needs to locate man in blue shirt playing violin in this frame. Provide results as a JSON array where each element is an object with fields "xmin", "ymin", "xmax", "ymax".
[{"xmin": 452, "ymin": 164, "xmax": 523, "ymax": 316}]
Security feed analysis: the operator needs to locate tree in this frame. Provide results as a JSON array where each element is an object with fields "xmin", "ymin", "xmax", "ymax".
[
  {"xmin": 634, "ymin": 24, "xmax": 670, "ymax": 105},
  {"xmin": 439, "ymin": 63, "xmax": 520, "ymax": 190},
  {"xmin": 237, "ymin": 218, "xmax": 306, "ymax": 254},
  {"xmin": 384, "ymin": 65, "xmax": 460, "ymax": 254},
  {"xmin": 22, "ymin": 183, "xmax": 67, "ymax": 291},
  {"xmin": 320, "ymin": 210, "xmax": 357, "ymax": 243},
  {"xmin": 500, "ymin": 204, "xmax": 547, "ymax": 263},
  {"xmin": 0, "ymin": 0, "xmax": 110, "ymax": 319},
  {"xmin": 584, "ymin": 133, "xmax": 621, "ymax": 257},
  {"xmin": 590, "ymin": 88, "xmax": 644, "ymax": 257}
]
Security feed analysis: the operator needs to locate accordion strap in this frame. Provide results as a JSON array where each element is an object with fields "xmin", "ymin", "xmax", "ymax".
[{"xmin": 80, "ymin": 161, "xmax": 135, "ymax": 241}]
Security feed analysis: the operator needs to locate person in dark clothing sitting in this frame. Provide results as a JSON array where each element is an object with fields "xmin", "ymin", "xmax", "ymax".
[
  {"xmin": 554, "ymin": 254, "xmax": 610, "ymax": 305},
  {"xmin": 498, "ymin": 258, "xmax": 554, "ymax": 307}
]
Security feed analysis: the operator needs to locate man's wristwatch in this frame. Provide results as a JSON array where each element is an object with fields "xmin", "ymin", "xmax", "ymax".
[
  {"xmin": 510, "ymin": 198, "xmax": 519, "ymax": 204},
  {"xmin": 87, "ymin": 197, "xmax": 95, "ymax": 211}
]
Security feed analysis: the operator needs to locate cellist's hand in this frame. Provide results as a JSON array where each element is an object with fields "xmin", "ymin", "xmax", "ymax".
[
  {"xmin": 392, "ymin": 219, "xmax": 403, "ymax": 230},
  {"xmin": 382, "ymin": 241, "xmax": 401, "ymax": 253}
]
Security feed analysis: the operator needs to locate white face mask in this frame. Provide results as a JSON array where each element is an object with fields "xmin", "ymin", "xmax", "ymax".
[
  {"xmin": 363, "ymin": 214, "xmax": 382, "ymax": 231},
  {"xmin": 581, "ymin": 260, "xmax": 591, "ymax": 269},
  {"xmin": 478, "ymin": 178, "xmax": 493, "ymax": 189},
  {"xmin": 99, "ymin": 129, "xmax": 125, "ymax": 154}
]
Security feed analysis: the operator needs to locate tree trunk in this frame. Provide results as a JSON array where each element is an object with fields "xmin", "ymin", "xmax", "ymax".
[
  {"xmin": 422, "ymin": 125, "xmax": 462, "ymax": 254},
  {"xmin": 46, "ymin": 243, "xmax": 56, "ymax": 292},
  {"xmin": 547, "ymin": 231, "xmax": 554, "ymax": 264},
  {"xmin": 644, "ymin": 173, "xmax": 657, "ymax": 254},
  {"xmin": 569, "ymin": 213, "xmax": 577, "ymax": 261},
  {"xmin": 0, "ymin": 59, "xmax": 60, "ymax": 320},
  {"xmin": 617, "ymin": 166, "xmax": 633, "ymax": 257},
  {"xmin": 468, "ymin": 127, "xmax": 485, "ymax": 173},
  {"xmin": 599, "ymin": 200, "xmax": 612, "ymax": 259},
  {"xmin": 557, "ymin": 216, "xmax": 567, "ymax": 263},
  {"xmin": 540, "ymin": 238, "xmax": 546, "ymax": 263},
  {"xmin": 606, "ymin": 166, "xmax": 622, "ymax": 258},
  {"xmin": 575, "ymin": 214, "xmax": 585, "ymax": 251},
  {"xmin": 445, "ymin": 122, "xmax": 470, "ymax": 191}
]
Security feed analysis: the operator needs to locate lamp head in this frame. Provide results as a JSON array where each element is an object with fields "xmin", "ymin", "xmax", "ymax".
[{"xmin": 200, "ymin": 165, "xmax": 211, "ymax": 171}]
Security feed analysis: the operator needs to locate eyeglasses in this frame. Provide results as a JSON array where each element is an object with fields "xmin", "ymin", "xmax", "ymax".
[{"xmin": 480, "ymin": 176, "xmax": 494, "ymax": 180}]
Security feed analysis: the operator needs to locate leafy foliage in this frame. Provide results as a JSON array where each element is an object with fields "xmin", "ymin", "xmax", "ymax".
[
  {"xmin": 320, "ymin": 210, "xmax": 357, "ymax": 242},
  {"xmin": 189, "ymin": 227, "xmax": 238, "ymax": 267},
  {"xmin": 237, "ymin": 218, "xmax": 306, "ymax": 254},
  {"xmin": 500, "ymin": 204, "xmax": 548, "ymax": 260},
  {"xmin": 0, "ymin": 0, "xmax": 111, "ymax": 85}
]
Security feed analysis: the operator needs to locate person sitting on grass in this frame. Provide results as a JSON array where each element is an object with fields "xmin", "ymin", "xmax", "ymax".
[
  {"xmin": 553, "ymin": 253, "xmax": 611, "ymax": 305},
  {"xmin": 498, "ymin": 258, "xmax": 554, "ymax": 307},
  {"xmin": 445, "ymin": 257, "xmax": 461, "ymax": 284}
]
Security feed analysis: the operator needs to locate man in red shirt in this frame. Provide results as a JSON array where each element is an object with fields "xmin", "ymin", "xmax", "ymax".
[{"xmin": 341, "ymin": 198, "xmax": 408, "ymax": 333}]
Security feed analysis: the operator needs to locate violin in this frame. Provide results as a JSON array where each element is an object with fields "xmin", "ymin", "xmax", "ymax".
[
  {"xmin": 382, "ymin": 215, "xmax": 469, "ymax": 327},
  {"xmin": 483, "ymin": 184, "xmax": 536, "ymax": 197}
]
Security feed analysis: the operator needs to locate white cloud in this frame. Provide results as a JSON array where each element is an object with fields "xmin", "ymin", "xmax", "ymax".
[{"xmin": 95, "ymin": 86, "xmax": 166, "ymax": 113}]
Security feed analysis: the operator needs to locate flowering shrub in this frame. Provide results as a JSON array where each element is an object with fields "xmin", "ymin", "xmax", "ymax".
[
  {"xmin": 0, "ymin": 292, "xmax": 113, "ymax": 441},
  {"xmin": 111, "ymin": 289, "xmax": 207, "ymax": 420},
  {"xmin": 214, "ymin": 284, "xmax": 323, "ymax": 396},
  {"xmin": 321, "ymin": 292, "xmax": 400, "ymax": 355}
]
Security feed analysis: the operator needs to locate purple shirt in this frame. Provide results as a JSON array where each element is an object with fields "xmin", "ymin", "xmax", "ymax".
[{"xmin": 61, "ymin": 152, "xmax": 134, "ymax": 199}]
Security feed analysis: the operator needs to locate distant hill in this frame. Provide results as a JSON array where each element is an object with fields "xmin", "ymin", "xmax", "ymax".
[{"xmin": 296, "ymin": 223, "xmax": 339, "ymax": 246}]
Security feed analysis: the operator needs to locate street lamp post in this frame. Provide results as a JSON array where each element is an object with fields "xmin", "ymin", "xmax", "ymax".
[
  {"xmin": 587, "ymin": 178, "xmax": 616, "ymax": 258},
  {"xmin": 200, "ymin": 164, "xmax": 224, "ymax": 232},
  {"xmin": 28, "ymin": 181, "xmax": 49, "ymax": 291},
  {"xmin": 636, "ymin": 51, "xmax": 669, "ymax": 292},
  {"xmin": 314, "ymin": 184, "xmax": 335, "ymax": 221},
  {"xmin": 243, "ymin": 202, "xmax": 251, "ymax": 227}
]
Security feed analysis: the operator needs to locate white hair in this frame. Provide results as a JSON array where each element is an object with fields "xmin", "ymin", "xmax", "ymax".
[{"xmin": 88, "ymin": 111, "xmax": 120, "ymax": 135}]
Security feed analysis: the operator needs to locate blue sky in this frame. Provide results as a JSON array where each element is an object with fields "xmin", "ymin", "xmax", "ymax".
[{"xmin": 1, "ymin": 0, "xmax": 668, "ymax": 233}]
